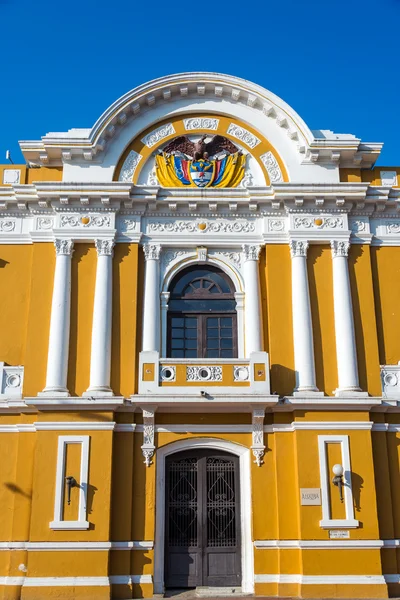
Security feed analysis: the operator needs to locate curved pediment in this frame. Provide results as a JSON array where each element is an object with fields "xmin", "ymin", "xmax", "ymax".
[{"xmin": 19, "ymin": 72, "xmax": 382, "ymax": 183}]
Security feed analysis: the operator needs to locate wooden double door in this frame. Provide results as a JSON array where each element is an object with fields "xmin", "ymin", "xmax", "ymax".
[{"xmin": 165, "ymin": 450, "xmax": 241, "ymax": 588}]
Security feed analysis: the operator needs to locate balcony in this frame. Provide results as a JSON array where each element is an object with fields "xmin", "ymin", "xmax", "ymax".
[{"xmin": 136, "ymin": 351, "xmax": 277, "ymax": 409}]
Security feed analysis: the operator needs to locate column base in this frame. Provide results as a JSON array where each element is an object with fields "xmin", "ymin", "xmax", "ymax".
[
  {"xmin": 83, "ymin": 386, "xmax": 114, "ymax": 397},
  {"xmin": 293, "ymin": 389, "xmax": 324, "ymax": 398},
  {"xmin": 335, "ymin": 388, "xmax": 369, "ymax": 398},
  {"xmin": 38, "ymin": 387, "xmax": 70, "ymax": 397}
]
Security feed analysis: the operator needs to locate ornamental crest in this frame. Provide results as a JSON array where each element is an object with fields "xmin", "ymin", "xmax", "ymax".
[{"xmin": 155, "ymin": 134, "xmax": 246, "ymax": 188}]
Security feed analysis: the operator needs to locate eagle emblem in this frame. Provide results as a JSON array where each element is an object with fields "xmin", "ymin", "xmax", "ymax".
[{"xmin": 155, "ymin": 134, "xmax": 246, "ymax": 188}]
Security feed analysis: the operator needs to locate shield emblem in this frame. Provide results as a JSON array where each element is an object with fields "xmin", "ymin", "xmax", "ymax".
[{"xmin": 189, "ymin": 159, "xmax": 215, "ymax": 188}]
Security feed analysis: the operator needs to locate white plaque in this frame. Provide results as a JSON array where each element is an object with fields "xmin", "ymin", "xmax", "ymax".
[
  {"xmin": 2, "ymin": 169, "xmax": 21, "ymax": 185},
  {"xmin": 329, "ymin": 530, "xmax": 350, "ymax": 539},
  {"xmin": 381, "ymin": 170, "xmax": 398, "ymax": 187},
  {"xmin": 300, "ymin": 488, "xmax": 321, "ymax": 505}
]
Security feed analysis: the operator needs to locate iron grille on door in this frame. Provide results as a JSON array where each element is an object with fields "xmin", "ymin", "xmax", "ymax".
[{"xmin": 165, "ymin": 450, "xmax": 241, "ymax": 588}]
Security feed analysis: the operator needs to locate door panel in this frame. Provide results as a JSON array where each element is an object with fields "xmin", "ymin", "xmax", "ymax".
[{"xmin": 165, "ymin": 450, "xmax": 241, "ymax": 588}]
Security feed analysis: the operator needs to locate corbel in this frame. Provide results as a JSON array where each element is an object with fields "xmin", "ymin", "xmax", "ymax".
[
  {"xmin": 106, "ymin": 125, "xmax": 116, "ymax": 138},
  {"xmin": 39, "ymin": 153, "xmax": 49, "ymax": 164},
  {"xmin": 83, "ymin": 151, "xmax": 93, "ymax": 161},
  {"xmin": 162, "ymin": 89, "xmax": 171, "ymax": 101},
  {"xmin": 229, "ymin": 202, "xmax": 237, "ymax": 212},
  {"xmin": 180, "ymin": 86, "xmax": 188, "ymax": 97},
  {"xmin": 118, "ymin": 112, "xmax": 127, "ymax": 125},
  {"xmin": 146, "ymin": 95, "xmax": 156, "ymax": 106},
  {"xmin": 251, "ymin": 407, "xmax": 266, "ymax": 467},
  {"xmin": 131, "ymin": 102, "xmax": 140, "ymax": 114},
  {"xmin": 214, "ymin": 86, "xmax": 223, "ymax": 97},
  {"xmin": 141, "ymin": 406, "xmax": 157, "ymax": 467},
  {"xmin": 197, "ymin": 85, "xmax": 205, "ymax": 96},
  {"xmin": 62, "ymin": 151, "xmax": 72, "ymax": 162},
  {"xmin": 247, "ymin": 94, "xmax": 257, "ymax": 107},
  {"xmin": 231, "ymin": 89, "xmax": 240, "ymax": 102}
]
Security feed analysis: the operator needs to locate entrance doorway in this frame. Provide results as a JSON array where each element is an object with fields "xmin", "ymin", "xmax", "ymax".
[{"xmin": 165, "ymin": 449, "xmax": 241, "ymax": 588}]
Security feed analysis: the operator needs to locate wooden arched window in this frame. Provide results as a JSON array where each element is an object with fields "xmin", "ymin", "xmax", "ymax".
[{"xmin": 167, "ymin": 265, "xmax": 237, "ymax": 359}]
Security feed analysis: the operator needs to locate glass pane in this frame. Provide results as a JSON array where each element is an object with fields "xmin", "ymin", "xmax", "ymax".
[
  {"xmin": 221, "ymin": 349, "xmax": 233, "ymax": 358},
  {"xmin": 171, "ymin": 339, "xmax": 184, "ymax": 349},
  {"xmin": 221, "ymin": 338, "xmax": 233, "ymax": 348},
  {"xmin": 185, "ymin": 328, "xmax": 197, "ymax": 339},
  {"xmin": 185, "ymin": 339, "xmax": 197, "ymax": 349},
  {"xmin": 171, "ymin": 349, "xmax": 184, "ymax": 358},
  {"xmin": 172, "ymin": 328, "xmax": 184, "ymax": 338},
  {"xmin": 207, "ymin": 338, "xmax": 219, "ymax": 349},
  {"xmin": 185, "ymin": 318, "xmax": 197, "ymax": 328},
  {"xmin": 207, "ymin": 328, "xmax": 219, "ymax": 338},
  {"xmin": 206, "ymin": 350, "xmax": 219, "ymax": 358},
  {"xmin": 171, "ymin": 317, "xmax": 184, "ymax": 327},
  {"xmin": 221, "ymin": 317, "xmax": 232, "ymax": 327},
  {"xmin": 221, "ymin": 328, "xmax": 232, "ymax": 338},
  {"xmin": 185, "ymin": 350, "xmax": 197, "ymax": 358},
  {"xmin": 207, "ymin": 317, "xmax": 219, "ymax": 327}
]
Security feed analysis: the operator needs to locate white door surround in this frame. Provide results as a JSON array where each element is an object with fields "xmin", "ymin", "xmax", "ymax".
[{"xmin": 153, "ymin": 438, "xmax": 254, "ymax": 594}]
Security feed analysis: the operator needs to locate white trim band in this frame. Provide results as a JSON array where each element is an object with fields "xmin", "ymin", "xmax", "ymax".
[
  {"xmin": 0, "ymin": 540, "xmax": 153, "ymax": 551},
  {"xmin": 254, "ymin": 574, "xmax": 386, "ymax": 585},
  {"xmin": 254, "ymin": 539, "xmax": 383, "ymax": 549}
]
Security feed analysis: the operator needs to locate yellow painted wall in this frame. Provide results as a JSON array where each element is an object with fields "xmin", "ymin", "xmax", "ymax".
[
  {"xmin": 111, "ymin": 243, "xmax": 139, "ymax": 397},
  {"xmin": 67, "ymin": 244, "xmax": 96, "ymax": 396},
  {"xmin": 26, "ymin": 166, "xmax": 63, "ymax": 183},
  {"xmin": 340, "ymin": 167, "xmax": 399, "ymax": 187},
  {"xmin": 371, "ymin": 246, "xmax": 400, "ymax": 365},
  {"xmin": 0, "ymin": 164, "xmax": 27, "ymax": 185},
  {"xmin": 0, "ymin": 245, "xmax": 32, "ymax": 368},
  {"xmin": 307, "ymin": 245, "xmax": 337, "ymax": 395},
  {"xmin": 348, "ymin": 245, "xmax": 381, "ymax": 395},
  {"xmin": 23, "ymin": 243, "xmax": 55, "ymax": 396},
  {"xmin": 264, "ymin": 244, "xmax": 295, "ymax": 395}
]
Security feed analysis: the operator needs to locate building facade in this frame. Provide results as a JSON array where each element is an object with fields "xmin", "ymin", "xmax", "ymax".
[{"xmin": 0, "ymin": 72, "xmax": 400, "ymax": 599}]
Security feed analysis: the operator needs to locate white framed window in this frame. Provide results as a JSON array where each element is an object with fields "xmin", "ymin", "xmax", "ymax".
[
  {"xmin": 49, "ymin": 435, "xmax": 90, "ymax": 530},
  {"xmin": 318, "ymin": 434, "xmax": 359, "ymax": 529}
]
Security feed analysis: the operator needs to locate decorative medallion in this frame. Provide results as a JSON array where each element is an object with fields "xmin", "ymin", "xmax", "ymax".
[{"xmin": 155, "ymin": 134, "xmax": 246, "ymax": 188}]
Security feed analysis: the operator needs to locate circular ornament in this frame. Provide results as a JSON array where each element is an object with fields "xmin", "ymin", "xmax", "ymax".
[
  {"xmin": 384, "ymin": 372, "xmax": 398, "ymax": 387},
  {"xmin": 314, "ymin": 218, "xmax": 323, "ymax": 227},
  {"xmin": 81, "ymin": 216, "xmax": 90, "ymax": 225},
  {"xmin": 198, "ymin": 222, "xmax": 207, "ymax": 232},
  {"xmin": 6, "ymin": 374, "xmax": 20, "ymax": 388}
]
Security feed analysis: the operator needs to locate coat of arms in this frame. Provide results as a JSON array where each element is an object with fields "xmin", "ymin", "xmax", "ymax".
[{"xmin": 155, "ymin": 134, "xmax": 246, "ymax": 188}]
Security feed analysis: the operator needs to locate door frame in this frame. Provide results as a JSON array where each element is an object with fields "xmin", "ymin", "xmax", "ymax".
[{"xmin": 154, "ymin": 438, "xmax": 254, "ymax": 594}]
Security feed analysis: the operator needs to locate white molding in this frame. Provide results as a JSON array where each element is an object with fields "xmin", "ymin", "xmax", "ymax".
[
  {"xmin": 114, "ymin": 423, "xmax": 137, "ymax": 432},
  {"xmin": 154, "ymin": 438, "xmax": 254, "ymax": 595},
  {"xmin": 318, "ymin": 434, "xmax": 359, "ymax": 529},
  {"xmin": 0, "ymin": 540, "xmax": 153, "ymax": 551},
  {"xmin": 266, "ymin": 421, "xmax": 373, "ymax": 432},
  {"xmin": 254, "ymin": 539, "xmax": 383, "ymax": 549},
  {"xmin": 35, "ymin": 421, "xmax": 115, "ymax": 431},
  {"xmin": 49, "ymin": 435, "xmax": 90, "ymax": 530},
  {"xmin": 110, "ymin": 574, "xmax": 153, "ymax": 584},
  {"xmin": 23, "ymin": 576, "xmax": 109, "ymax": 587},
  {"xmin": 0, "ymin": 577, "xmax": 25, "ymax": 585},
  {"xmin": 254, "ymin": 574, "xmax": 386, "ymax": 585}
]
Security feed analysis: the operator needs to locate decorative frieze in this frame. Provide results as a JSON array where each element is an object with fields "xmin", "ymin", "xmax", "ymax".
[
  {"xmin": 54, "ymin": 239, "xmax": 74, "ymax": 256},
  {"xmin": 60, "ymin": 214, "xmax": 111, "ymax": 228},
  {"xmin": 143, "ymin": 243, "xmax": 161, "ymax": 261},
  {"xmin": 161, "ymin": 249, "xmax": 189, "ymax": 270},
  {"xmin": 294, "ymin": 216, "xmax": 344, "ymax": 230},
  {"xmin": 0, "ymin": 219, "xmax": 15, "ymax": 232},
  {"xmin": 186, "ymin": 366, "xmax": 222, "ymax": 382},
  {"xmin": 0, "ymin": 363, "xmax": 24, "ymax": 399},
  {"xmin": 141, "ymin": 123, "xmax": 175, "ymax": 148},
  {"xmin": 289, "ymin": 240, "xmax": 309, "ymax": 258},
  {"xmin": 242, "ymin": 244, "xmax": 261, "ymax": 261},
  {"xmin": 227, "ymin": 123, "xmax": 261, "ymax": 149},
  {"xmin": 184, "ymin": 118, "xmax": 219, "ymax": 130},
  {"xmin": 386, "ymin": 222, "xmax": 400, "ymax": 234},
  {"xmin": 118, "ymin": 150, "xmax": 143, "ymax": 182},
  {"xmin": 330, "ymin": 240, "xmax": 350, "ymax": 258},
  {"xmin": 148, "ymin": 219, "xmax": 255, "ymax": 234},
  {"xmin": 381, "ymin": 364, "xmax": 400, "ymax": 398},
  {"xmin": 267, "ymin": 219, "xmax": 285, "ymax": 232},
  {"xmin": 251, "ymin": 408, "xmax": 265, "ymax": 467},
  {"xmin": 260, "ymin": 151, "xmax": 283, "ymax": 183},
  {"xmin": 37, "ymin": 217, "xmax": 54, "ymax": 230},
  {"xmin": 233, "ymin": 366, "xmax": 249, "ymax": 382}
]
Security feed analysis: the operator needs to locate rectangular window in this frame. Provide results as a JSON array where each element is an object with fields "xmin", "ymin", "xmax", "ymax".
[{"xmin": 168, "ymin": 314, "xmax": 236, "ymax": 358}]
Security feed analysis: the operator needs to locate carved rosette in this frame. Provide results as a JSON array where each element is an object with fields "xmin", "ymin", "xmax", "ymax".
[
  {"xmin": 331, "ymin": 240, "xmax": 350, "ymax": 258},
  {"xmin": 95, "ymin": 239, "xmax": 115, "ymax": 256},
  {"xmin": 242, "ymin": 244, "xmax": 261, "ymax": 262},
  {"xmin": 289, "ymin": 240, "xmax": 309, "ymax": 258},
  {"xmin": 141, "ymin": 407, "xmax": 156, "ymax": 467},
  {"xmin": 143, "ymin": 243, "xmax": 161, "ymax": 261},
  {"xmin": 54, "ymin": 239, "xmax": 74, "ymax": 256},
  {"xmin": 251, "ymin": 409, "xmax": 265, "ymax": 467}
]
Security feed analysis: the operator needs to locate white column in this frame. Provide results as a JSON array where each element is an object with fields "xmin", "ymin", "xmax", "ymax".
[
  {"xmin": 331, "ymin": 240, "xmax": 365, "ymax": 396},
  {"xmin": 242, "ymin": 245, "xmax": 263, "ymax": 357},
  {"xmin": 84, "ymin": 239, "xmax": 115, "ymax": 397},
  {"xmin": 40, "ymin": 239, "xmax": 74, "ymax": 396},
  {"xmin": 290, "ymin": 240, "xmax": 320, "ymax": 395},
  {"xmin": 142, "ymin": 244, "xmax": 161, "ymax": 352}
]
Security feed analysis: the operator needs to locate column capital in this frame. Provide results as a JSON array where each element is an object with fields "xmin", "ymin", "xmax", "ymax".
[
  {"xmin": 95, "ymin": 239, "xmax": 115, "ymax": 256},
  {"xmin": 143, "ymin": 243, "xmax": 161, "ymax": 261},
  {"xmin": 242, "ymin": 244, "xmax": 262, "ymax": 262},
  {"xmin": 54, "ymin": 239, "xmax": 74, "ymax": 256},
  {"xmin": 331, "ymin": 240, "xmax": 350, "ymax": 258},
  {"xmin": 289, "ymin": 240, "xmax": 309, "ymax": 258}
]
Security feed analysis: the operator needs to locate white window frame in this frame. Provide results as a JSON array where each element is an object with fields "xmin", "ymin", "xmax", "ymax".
[
  {"xmin": 49, "ymin": 435, "xmax": 90, "ymax": 530},
  {"xmin": 318, "ymin": 434, "xmax": 359, "ymax": 529}
]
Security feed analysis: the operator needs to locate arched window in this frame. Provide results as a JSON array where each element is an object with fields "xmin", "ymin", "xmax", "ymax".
[{"xmin": 167, "ymin": 265, "xmax": 237, "ymax": 359}]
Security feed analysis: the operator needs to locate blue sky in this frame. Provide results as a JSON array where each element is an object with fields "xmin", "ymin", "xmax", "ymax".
[{"xmin": 1, "ymin": 0, "xmax": 399, "ymax": 165}]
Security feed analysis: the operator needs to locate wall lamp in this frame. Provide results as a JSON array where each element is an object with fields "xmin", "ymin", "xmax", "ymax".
[
  {"xmin": 332, "ymin": 464, "xmax": 344, "ymax": 502},
  {"xmin": 65, "ymin": 476, "xmax": 78, "ymax": 505}
]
